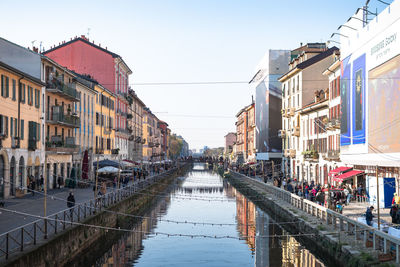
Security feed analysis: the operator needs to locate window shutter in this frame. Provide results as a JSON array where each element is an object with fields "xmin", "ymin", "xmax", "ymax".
[
  {"xmin": 21, "ymin": 120, "xmax": 24, "ymax": 140},
  {"xmin": 4, "ymin": 116, "xmax": 8, "ymax": 137},
  {"xmin": 1, "ymin": 75, "xmax": 4, "ymax": 97},
  {"xmin": 10, "ymin": 118, "xmax": 13, "ymax": 137},
  {"xmin": 12, "ymin": 80, "xmax": 16, "ymax": 101},
  {"xmin": 37, "ymin": 122, "xmax": 40, "ymax": 141},
  {"xmin": 5, "ymin": 77, "xmax": 9, "ymax": 98}
]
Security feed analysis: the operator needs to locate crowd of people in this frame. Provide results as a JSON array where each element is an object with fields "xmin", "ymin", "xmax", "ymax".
[{"xmin": 271, "ymin": 176, "xmax": 370, "ymax": 214}]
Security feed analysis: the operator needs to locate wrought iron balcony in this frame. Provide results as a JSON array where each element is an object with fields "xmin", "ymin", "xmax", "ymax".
[
  {"xmin": 303, "ymin": 150, "xmax": 319, "ymax": 161},
  {"xmin": 323, "ymin": 150, "xmax": 340, "ymax": 161},
  {"xmin": 47, "ymin": 106, "xmax": 80, "ymax": 128},
  {"xmin": 46, "ymin": 77, "xmax": 79, "ymax": 101},
  {"xmin": 292, "ymin": 126, "xmax": 300, "ymax": 137},
  {"xmin": 46, "ymin": 136, "xmax": 79, "ymax": 153}
]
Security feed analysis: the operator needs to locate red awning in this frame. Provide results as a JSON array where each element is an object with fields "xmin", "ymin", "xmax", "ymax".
[
  {"xmin": 333, "ymin": 170, "xmax": 364, "ymax": 183},
  {"xmin": 329, "ymin": 166, "xmax": 352, "ymax": 176}
]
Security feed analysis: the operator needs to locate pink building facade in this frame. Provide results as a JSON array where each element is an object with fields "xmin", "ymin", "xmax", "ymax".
[{"xmin": 44, "ymin": 36, "xmax": 133, "ymax": 159}]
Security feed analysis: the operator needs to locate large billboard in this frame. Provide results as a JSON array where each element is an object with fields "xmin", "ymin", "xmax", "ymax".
[
  {"xmin": 254, "ymin": 50, "xmax": 289, "ymax": 160},
  {"xmin": 368, "ymin": 54, "xmax": 400, "ymax": 153}
]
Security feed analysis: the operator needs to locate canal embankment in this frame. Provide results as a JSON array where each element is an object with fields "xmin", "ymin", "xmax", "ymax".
[
  {"xmin": 227, "ymin": 171, "xmax": 398, "ymax": 267},
  {"xmin": 1, "ymin": 164, "xmax": 191, "ymax": 267}
]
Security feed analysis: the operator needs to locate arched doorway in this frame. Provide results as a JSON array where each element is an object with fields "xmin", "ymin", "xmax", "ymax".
[
  {"xmin": 10, "ymin": 157, "xmax": 16, "ymax": 196},
  {"xmin": 19, "ymin": 157, "xmax": 25, "ymax": 191},
  {"xmin": 0, "ymin": 155, "xmax": 4, "ymax": 199}
]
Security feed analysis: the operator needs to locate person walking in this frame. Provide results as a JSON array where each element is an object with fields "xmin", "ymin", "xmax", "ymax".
[
  {"xmin": 366, "ymin": 206, "xmax": 374, "ymax": 226},
  {"xmin": 67, "ymin": 192, "xmax": 75, "ymax": 220}
]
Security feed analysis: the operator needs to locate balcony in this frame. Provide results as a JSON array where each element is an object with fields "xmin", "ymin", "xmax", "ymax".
[
  {"xmin": 323, "ymin": 150, "xmax": 340, "ymax": 161},
  {"xmin": 289, "ymin": 107, "xmax": 295, "ymax": 117},
  {"xmin": 326, "ymin": 118, "xmax": 340, "ymax": 130},
  {"xmin": 115, "ymin": 127, "xmax": 130, "ymax": 135},
  {"xmin": 46, "ymin": 77, "xmax": 79, "ymax": 101},
  {"xmin": 95, "ymin": 147, "xmax": 104, "ymax": 154},
  {"xmin": 46, "ymin": 136, "xmax": 79, "ymax": 153},
  {"xmin": 289, "ymin": 149, "xmax": 296, "ymax": 158},
  {"xmin": 284, "ymin": 149, "xmax": 290, "ymax": 157},
  {"xmin": 278, "ymin": 130, "xmax": 286, "ymax": 138},
  {"xmin": 292, "ymin": 126, "xmax": 300, "ymax": 137},
  {"xmin": 47, "ymin": 106, "xmax": 80, "ymax": 128},
  {"xmin": 103, "ymin": 127, "xmax": 112, "ymax": 135},
  {"xmin": 303, "ymin": 150, "xmax": 319, "ymax": 161}
]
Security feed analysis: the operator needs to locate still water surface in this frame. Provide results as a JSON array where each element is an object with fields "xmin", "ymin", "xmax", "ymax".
[{"xmin": 92, "ymin": 163, "xmax": 327, "ymax": 266}]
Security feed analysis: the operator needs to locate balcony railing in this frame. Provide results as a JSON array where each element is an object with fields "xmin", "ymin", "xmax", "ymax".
[
  {"xmin": 103, "ymin": 127, "xmax": 112, "ymax": 135},
  {"xmin": 326, "ymin": 118, "xmax": 340, "ymax": 130},
  {"xmin": 46, "ymin": 77, "xmax": 79, "ymax": 101},
  {"xmin": 289, "ymin": 107, "xmax": 295, "ymax": 117},
  {"xmin": 95, "ymin": 147, "xmax": 104, "ymax": 154},
  {"xmin": 292, "ymin": 126, "xmax": 300, "ymax": 137},
  {"xmin": 46, "ymin": 136, "xmax": 79, "ymax": 153},
  {"xmin": 323, "ymin": 150, "xmax": 340, "ymax": 161},
  {"xmin": 303, "ymin": 150, "xmax": 319, "ymax": 161},
  {"xmin": 47, "ymin": 106, "xmax": 80, "ymax": 128},
  {"xmin": 115, "ymin": 127, "xmax": 130, "ymax": 135}
]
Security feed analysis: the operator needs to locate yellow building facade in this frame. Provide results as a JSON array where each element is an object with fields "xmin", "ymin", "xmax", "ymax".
[
  {"xmin": 94, "ymin": 84, "xmax": 116, "ymax": 160},
  {"xmin": 42, "ymin": 57, "xmax": 80, "ymax": 189},
  {"xmin": 0, "ymin": 60, "xmax": 45, "ymax": 198}
]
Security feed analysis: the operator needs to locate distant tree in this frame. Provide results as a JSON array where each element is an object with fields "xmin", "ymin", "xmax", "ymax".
[{"xmin": 169, "ymin": 134, "xmax": 183, "ymax": 159}]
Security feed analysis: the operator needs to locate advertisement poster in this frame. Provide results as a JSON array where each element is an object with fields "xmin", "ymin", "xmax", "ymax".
[
  {"xmin": 352, "ymin": 54, "xmax": 366, "ymax": 144},
  {"xmin": 368, "ymin": 54, "xmax": 400, "ymax": 153},
  {"xmin": 340, "ymin": 56, "xmax": 351, "ymax": 145}
]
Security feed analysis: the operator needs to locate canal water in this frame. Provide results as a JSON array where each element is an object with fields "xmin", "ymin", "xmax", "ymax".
[{"xmin": 85, "ymin": 163, "xmax": 327, "ymax": 266}]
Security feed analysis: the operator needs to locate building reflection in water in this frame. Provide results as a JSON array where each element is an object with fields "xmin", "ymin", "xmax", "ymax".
[
  {"xmin": 93, "ymin": 195, "xmax": 171, "ymax": 267},
  {"xmin": 232, "ymin": 188, "xmax": 325, "ymax": 267}
]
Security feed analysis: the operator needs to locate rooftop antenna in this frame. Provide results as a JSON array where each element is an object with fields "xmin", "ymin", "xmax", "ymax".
[
  {"xmin": 87, "ymin": 28, "xmax": 91, "ymax": 38},
  {"xmin": 39, "ymin": 41, "xmax": 43, "ymax": 52}
]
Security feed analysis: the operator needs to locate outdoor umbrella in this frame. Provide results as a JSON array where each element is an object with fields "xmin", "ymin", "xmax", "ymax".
[
  {"xmin": 97, "ymin": 166, "xmax": 121, "ymax": 173},
  {"xmin": 93, "ymin": 159, "xmax": 119, "ymax": 169}
]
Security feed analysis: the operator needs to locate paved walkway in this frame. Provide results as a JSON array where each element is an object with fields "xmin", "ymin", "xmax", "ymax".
[
  {"xmin": 249, "ymin": 174, "xmax": 393, "ymax": 225},
  {"xmin": 0, "ymin": 180, "xmax": 139, "ymax": 234}
]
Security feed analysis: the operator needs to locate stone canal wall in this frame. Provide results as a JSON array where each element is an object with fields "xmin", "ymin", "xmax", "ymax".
[
  {"xmin": 227, "ymin": 172, "xmax": 397, "ymax": 267},
  {"xmin": 3, "ymin": 164, "xmax": 191, "ymax": 267}
]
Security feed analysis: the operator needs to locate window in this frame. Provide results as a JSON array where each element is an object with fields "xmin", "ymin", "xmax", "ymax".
[
  {"xmin": 12, "ymin": 79, "xmax": 16, "ymax": 101},
  {"xmin": 0, "ymin": 115, "xmax": 8, "ymax": 136},
  {"xmin": 1, "ymin": 75, "xmax": 9, "ymax": 98},
  {"xmin": 27, "ymin": 86, "xmax": 34, "ymax": 105}
]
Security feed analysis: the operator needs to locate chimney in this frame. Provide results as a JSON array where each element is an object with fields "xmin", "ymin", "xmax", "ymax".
[
  {"xmin": 300, "ymin": 42, "xmax": 303, "ymax": 46},
  {"xmin": 81, "ymin": 35, "xmax": 88, "ymax": 41},
  {"xmin": 33, "ymin": 46, "xmax": 39, "ymax": 53},
  {"xmin": 99, "ymin": 43, "xmax": 101, "ymax": 47}
]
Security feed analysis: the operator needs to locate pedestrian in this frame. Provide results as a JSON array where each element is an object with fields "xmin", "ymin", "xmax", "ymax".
[
  {"xmin": 366, "ymin": 206, "xmax": 374, "ymax": 226},
  {"xmin": 30, "ymin": 176, "xmax": 36, "ymax": 196},
  {"xmin": 58, "ymin": 176, "xmax": 62, "ymax": 189},
  {"xmin": 67, "ymin": 191, "xmax": 75, "ymax": 219},
  {"xmin": 390, "ymin": 205, "xmax": 398, "ymax": 224},
  {"xmin": 40, "ymin": 175, "xmax": 44, "ymax": 191}
]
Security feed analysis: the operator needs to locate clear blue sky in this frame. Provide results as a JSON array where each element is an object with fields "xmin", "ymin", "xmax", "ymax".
[{"xmin": 0, "ymin": 0, "xmax": 391, "ymax": 150}]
